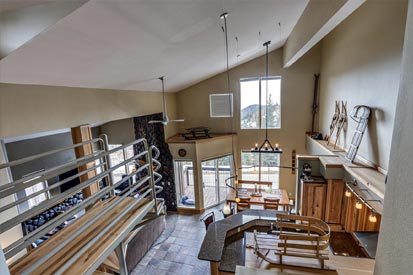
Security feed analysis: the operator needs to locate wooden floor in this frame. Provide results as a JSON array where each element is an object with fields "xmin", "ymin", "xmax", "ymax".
[{"xmin": 181, "ymin": 184, "xmax": 226, "ymax": 208}]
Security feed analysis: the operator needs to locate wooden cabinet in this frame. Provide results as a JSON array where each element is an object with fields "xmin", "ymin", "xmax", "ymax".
[
  {"xmin": 300, "ymin": 180, "xmax": 327, "ymax": 220},
  {"xmin": 325, "ymin": 179, "xmax": 345, "ymax": 224}
]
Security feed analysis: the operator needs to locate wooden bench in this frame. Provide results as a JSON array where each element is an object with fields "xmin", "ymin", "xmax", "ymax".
[{"xmin": 253, "ymin": 213, "xmax": 330, "ymax": 269}]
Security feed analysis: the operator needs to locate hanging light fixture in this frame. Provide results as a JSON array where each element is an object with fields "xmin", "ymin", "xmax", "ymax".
[
  {"xmin": 251, "ymin": 41, "xmax": 282, "ymax": 154},
  {"xmin": 345, "ymin": 189, "xmax": 352, "ymax": 197},
  {"xmin": 221, "ymin": 12, "xmax": 240, "ymax": 201},
  {"xmin": 369, "ymin": 213, "xmax": 377, "ymax": 223},
  {"xmin": 355, "ymin": 201, "xmax": 363, "ymax": 210}
]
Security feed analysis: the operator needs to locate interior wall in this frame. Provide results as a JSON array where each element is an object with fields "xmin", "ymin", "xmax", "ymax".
[
  {"xmin": 176, "ymin": 46, "xmax": 321, "ymax": 197},
  {"xmin": 375, "ymin": 0, "xmax": 413, "ymax": 273},
  {"xmin": 0, "ymin": 83, "xmax": 179, "ymax": 141},
  {"xmin": 318, "ymin": 0, "xmax": 408, "ymax": 171},
  {"xmin": 99, "ymin": 118, "xmax": 135, "ymax": 145}
]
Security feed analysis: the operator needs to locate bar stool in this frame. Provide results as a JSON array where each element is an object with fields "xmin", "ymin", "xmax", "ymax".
[
  {"xmin": 264, "ymin": 198, "xmax": 280, "ymax": 210},
  {"xmin": 200, "ymin": 212, "xmax": 215, "ymax": 230},
  {"xmin": 237, "ymin": 198, "xmax": 251, "ymax": 212}
]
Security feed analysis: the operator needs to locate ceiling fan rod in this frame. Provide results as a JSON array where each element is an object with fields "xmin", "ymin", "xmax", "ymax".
[{"xmin": 159, "ymin": 76, "xmax": 168, "ymax": 119}]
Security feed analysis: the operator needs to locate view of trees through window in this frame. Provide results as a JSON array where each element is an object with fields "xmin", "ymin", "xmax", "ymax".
[
  {"xmin": 241, "ymin": 152, "xmax": 280, "ymax": 189},
  {"xmin": 240, "ymin": 77, "xmax": 281, "ymax": 129}
]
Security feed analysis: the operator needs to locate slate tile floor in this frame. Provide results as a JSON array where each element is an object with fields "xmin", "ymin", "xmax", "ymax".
[{"xmin": 131, "ymin": 205, "xmax": 223, "ymax": 275}]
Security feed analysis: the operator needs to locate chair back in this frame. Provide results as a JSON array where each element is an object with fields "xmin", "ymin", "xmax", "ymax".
[
  {"xmin": 237, "ymin": 197, "xmax": 251, "ymax": 212},
  {"xmin": 264, "ymin": 197, "xmax": 280, "ymax": 210},
  {"xmin": 220, "ymin": 206, "xmax": 235, "ymax": 218},
  {"xmin": 200, "ymin": 212, "xmax": 215, "ymax": 230}
]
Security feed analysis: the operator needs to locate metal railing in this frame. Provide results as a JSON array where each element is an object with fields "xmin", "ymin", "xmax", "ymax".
[{"xmin": 0, "ymin": 136, "xmax": 163, "ymax": 274}]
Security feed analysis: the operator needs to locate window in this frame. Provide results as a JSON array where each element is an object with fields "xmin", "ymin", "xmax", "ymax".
[
  {"xmin": 240, "ymin": 77, "xmax": 281, "ymax": 129},
  {"xmin": 240, "ymin": 152, "xmax": 280, "ymax": 189},
  {"xmin": 23, "ymin": 170, "xmax": 49, "ymax": 209},
  {"xmin": 108, "ymin": 144, "xmax": 135, "ymax": 184}
]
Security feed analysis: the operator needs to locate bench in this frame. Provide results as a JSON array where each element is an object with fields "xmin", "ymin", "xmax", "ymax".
[{"xmin": 253, "ymin": 213, "xmax": 330, "ymax": 269}]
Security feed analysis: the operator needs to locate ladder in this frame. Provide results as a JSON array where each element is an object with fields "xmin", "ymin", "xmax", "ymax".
[{"xmin": 346, "ymin": 105, "xmax": 371, "ymax": 162}]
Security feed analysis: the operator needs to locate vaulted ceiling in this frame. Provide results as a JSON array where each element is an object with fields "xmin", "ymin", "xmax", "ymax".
[{"xmin": 0, "ymin": 0, "xmax": 309, "ymax": 92}]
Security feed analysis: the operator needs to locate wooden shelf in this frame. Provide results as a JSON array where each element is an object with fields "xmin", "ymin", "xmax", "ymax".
[{"xmin": 305, "ymin": 135, "xmax": 386, "ymax": 214}]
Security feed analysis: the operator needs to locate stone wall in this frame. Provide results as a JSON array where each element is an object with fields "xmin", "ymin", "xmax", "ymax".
[{"xmin": 133, "ymin": 113, "xmax": 177, "ymax": 211}]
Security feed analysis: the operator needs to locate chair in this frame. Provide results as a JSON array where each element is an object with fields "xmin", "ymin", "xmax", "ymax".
[
  {"xmin": 200, "ymin": 212, "xmax": 215, "ymax": 230},
  {"xmin": 264, "ymin": 198, "xmax": 280, "ymax": 210},
  {"xmin": 237, "ymin": 198, "xmax": 251, "ymax": 212},
  {"xmin": 220, "ymin": 205, "xmax": 235, "ymax": 218}
]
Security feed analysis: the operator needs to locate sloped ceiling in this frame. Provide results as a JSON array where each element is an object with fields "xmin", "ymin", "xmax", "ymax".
[{"xmin": 0, "ymin": 0, "xmax": 309, "ymax": 92}]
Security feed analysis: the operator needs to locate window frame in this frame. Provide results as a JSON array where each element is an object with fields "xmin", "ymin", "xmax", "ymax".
[
  {"xmin": 240, "ymin": 151, "xmax": 280, "ymax": 189},
  {"xmin": 240, "ymin": 76, "xmax": 281, "ymax": 130}
]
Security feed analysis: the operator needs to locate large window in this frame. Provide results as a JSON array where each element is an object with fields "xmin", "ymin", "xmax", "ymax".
[
  {"xmin": 240, "ymin": 77, "xmax": 281, "ymax": 129},
  {"xmin": 108, "ymin": 144, "xmax": 135, "ymax": 184},
  {"xmin": 241, "ymin": 152, "xmax": 280, "ymax": 189}
]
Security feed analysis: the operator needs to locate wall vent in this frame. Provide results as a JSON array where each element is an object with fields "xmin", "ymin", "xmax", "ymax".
[{"xmin": 210, "ymin": 93, "xmax": 233, "ymax": 117}]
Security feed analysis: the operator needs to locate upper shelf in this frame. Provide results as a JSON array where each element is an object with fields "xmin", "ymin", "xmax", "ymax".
[{"xmin": 305, "ymin": 135, "xmax": 386, "ymax": 201}]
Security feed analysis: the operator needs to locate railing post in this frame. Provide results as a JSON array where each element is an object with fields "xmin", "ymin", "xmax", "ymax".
[
  {"xmin": 146, "ymin": 143, "xmax": 158, "ymax": 214},
  {"xmin": 0, "ymin": 245, "xmax": 10, "ymax": 275},
  {"xmin": 100, "ymin": 134, "xmax": 115, "ymax": 197}
]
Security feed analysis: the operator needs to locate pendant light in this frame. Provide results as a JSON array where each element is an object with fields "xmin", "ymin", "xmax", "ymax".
[
  {"xmin": 251, "ymin": 41, "xmax": 282, "ymax": 154},
  {"xmin": 221, "ymin": 11, "xmax": 240, "ymax": 200}
]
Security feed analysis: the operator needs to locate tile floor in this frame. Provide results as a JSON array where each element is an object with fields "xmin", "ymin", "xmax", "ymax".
[{"xmin": 131, "ymin": 205, "xmax": 223, "ymax": 275}]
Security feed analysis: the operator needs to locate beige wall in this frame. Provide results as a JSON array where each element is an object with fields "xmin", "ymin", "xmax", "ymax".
[
  {"xmin": 176, "ymin": 46, "xmax": 321, "ymax": 197},
  {"xmin": 99, "ymin": 118, "xmax": 135, "ymax": 145},
  {"xmin": 318, "ymin": 0, "xmax": 408, "ymax": 171},
  {"xmin": 0, "ymin": 83, "xmax": 178, "ymax": 140},
  {"xmin": 283, "ymin": 0, "xmax": 347, "ymax": 67},
  {"xmin": 375, "ymin": 0, "xmax": 413, "ymax": 273}
]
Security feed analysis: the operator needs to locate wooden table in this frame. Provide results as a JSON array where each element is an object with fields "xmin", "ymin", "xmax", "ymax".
[{"xmin": 226, "ymin": 189, "xmax": 290, "ymax": 211}]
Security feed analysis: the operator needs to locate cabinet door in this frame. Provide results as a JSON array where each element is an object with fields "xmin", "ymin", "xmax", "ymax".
[
  {"xmin": 302, "ymin": 183, "xmax": 326, "ymax": 220},
  {"xmin": 325, "ymin": 179, "xmax": 345, "ymax": 223}
]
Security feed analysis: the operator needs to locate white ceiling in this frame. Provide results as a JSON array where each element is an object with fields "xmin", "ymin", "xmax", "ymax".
[{"xmin": 0, "ymin": 0, "xmax": 309, "ymax": 92}]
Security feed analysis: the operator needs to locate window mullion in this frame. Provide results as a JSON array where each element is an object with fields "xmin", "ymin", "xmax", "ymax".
[{"xmin": 258, "ymin": 78, "xmax": 261, "ymax": 129}]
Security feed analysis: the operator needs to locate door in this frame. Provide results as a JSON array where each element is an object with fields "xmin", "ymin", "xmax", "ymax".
[
  {"xmin": 201, "ymin": 155, "xmax": 232, "ymax": 208},
  {"xmin": 174, "ymin": 160, "xmax": 195, "ymax": 208}
]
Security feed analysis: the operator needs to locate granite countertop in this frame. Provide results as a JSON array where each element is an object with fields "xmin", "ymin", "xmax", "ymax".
[
  {"xmin": 198, "ymin": 209, "xmax": 278, "ymax": 262},
  {"xmin": 353, "ymin": 231, "xmax": 379, "ymax": 258}
]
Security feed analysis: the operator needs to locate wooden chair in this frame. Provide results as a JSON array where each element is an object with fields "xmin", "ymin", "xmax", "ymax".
[
  {"xmin": 237, "ymin": 198, "xmax": 251, "ymax": 212},
  {"xmin": 264, "ymin": 198, "xmax": 280, "ymax": 210},
  {"xmin": 200, "ymin": 211, "xmax": 215, "ymax": 230},
  {"xmin": 220, "ymin": 206, "xmax": 235, "ymax": 218}
]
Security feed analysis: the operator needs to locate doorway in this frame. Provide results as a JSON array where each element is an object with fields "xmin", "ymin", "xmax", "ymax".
[{"xmin": 201, "ymin": 155, "xmax": 232, "ymax": 208}]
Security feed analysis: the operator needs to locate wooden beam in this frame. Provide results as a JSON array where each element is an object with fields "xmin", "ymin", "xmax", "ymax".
[{"xmin": 71, "ymin": 125, "xmax": 100, "ymax": 200}]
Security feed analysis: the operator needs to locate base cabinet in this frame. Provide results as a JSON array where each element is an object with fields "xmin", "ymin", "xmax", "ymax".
[
  {"xmin": 325, "ymin": 179, "xmax": 345, "ymax": 224},
  {"xmin": 300, "ymin": 180, "xmax": 327, "ymax": 220}
]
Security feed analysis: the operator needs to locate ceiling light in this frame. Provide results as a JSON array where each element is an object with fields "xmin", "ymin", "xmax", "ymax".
[
  {"xmin": 250, "ymin": 41, "xmax": 282, "ymax": 154},
  {"xmin": 345, "ymin": 190, "xmax": 351, "ymax": 197},
  {"xmin": 355, "ymin": 201, "xmax": 363, "ymax": 210},
  {"xmin": 369, "ymin": 213, "xmax": 377, "ymax": 223}
]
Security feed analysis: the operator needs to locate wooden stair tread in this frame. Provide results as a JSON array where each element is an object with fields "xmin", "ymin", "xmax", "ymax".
[
  {"xmin": 10, "ymin": 196, "xmax": 151, "ymax": 275},
  {"xmin": 64, "ymin": 198, "xmax": 151, "ymax": 274},
  {"xmin": 9, "ymin": 197, "xmax": 117, "ymax": 274},
  {"xmin": 101, "ymin": 251, "xmax": 120, "ymax": 272},
  {"xmin": 92, "ymin": 270, "xmax": 114, "ymax": 275}
]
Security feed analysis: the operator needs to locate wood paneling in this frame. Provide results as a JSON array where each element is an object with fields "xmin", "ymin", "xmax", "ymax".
[
  {"xmin": 300, "ymin": 181, "xmax": 326, "ymax": 220},
  {"xmin": 325, "ymin": 179, "xmax": 345, "ymax": 224},
  {"xmin": 71, "ymin": 125, "xmax": 100, "ymax": 200}
]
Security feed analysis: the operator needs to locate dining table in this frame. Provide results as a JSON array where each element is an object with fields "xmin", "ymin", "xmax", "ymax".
[{"xmin": 226, "ymin": 188, "xmax": 291, "ymax": 211}]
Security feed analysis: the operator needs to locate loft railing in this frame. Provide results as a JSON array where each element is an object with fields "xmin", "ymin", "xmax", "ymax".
[{"xmin": 0, "ymin": 136, "xmax": 163, "ymax": 274}]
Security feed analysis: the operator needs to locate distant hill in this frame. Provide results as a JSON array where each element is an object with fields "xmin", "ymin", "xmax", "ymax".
[{"xmin": 241, "ymin": 104, "xmax": 280, "ymax": 128}]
